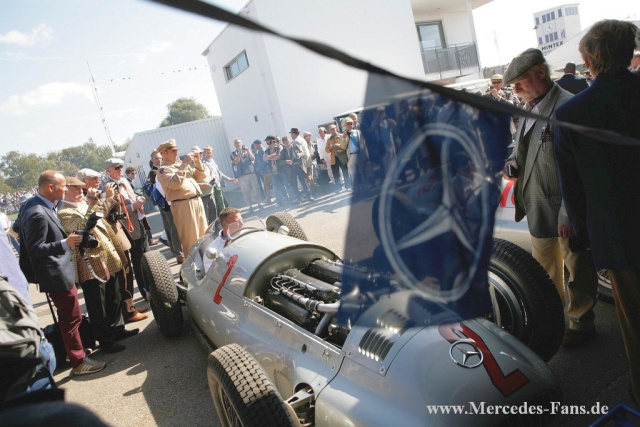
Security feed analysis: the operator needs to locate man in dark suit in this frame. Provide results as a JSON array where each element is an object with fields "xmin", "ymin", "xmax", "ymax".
[
  {"xmin": 502, "ymin": 49, "xmax": 598, "ymax": 348},
  {"xmin": 554, "ymin": 19, "xmax": 640, "ymax": 404},
  {"xmin": 556, "ymin": 62, "xmax": 590, "ymax": 94},
  {"xmin": 19, "ymin": 170, "xmax": 106, "ymax": 375}
]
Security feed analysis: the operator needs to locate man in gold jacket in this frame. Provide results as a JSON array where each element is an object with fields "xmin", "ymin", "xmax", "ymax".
[
  {"xmin": 155, "ymin": 139, "xmax": 208, "ymax": 254},
  {"xmin": 59, "ymin": 177, "xmax": 135, "ymax": 353}
]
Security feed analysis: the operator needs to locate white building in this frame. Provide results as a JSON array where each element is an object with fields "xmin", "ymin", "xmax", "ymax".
[
  {"xmin": 533, "ymin": 4, "xmax": 582, "ymax": 55},
  {"xmin": 202, "ymin": 0, "xmax": 491, "ymax": 147},
  {"xmin": 124, "ymin": 116, "xmax": 235, "ymax": 189}
]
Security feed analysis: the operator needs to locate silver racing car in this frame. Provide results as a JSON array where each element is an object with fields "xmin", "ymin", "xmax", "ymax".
[{"xmin": 142, "ymin": 211, "xmax": 564, "ymax": 426}]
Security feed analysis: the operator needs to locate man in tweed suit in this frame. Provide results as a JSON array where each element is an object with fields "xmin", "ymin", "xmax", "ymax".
[
  {"xmin": 59, "ymin": 177, "xmax": 132, "ymax": 353},
  {"xmin": 503, "ymin": 48, "xmax": 598, "ymax": 347}
]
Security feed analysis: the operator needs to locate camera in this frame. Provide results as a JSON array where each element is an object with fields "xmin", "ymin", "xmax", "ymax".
[
  {"xmin": 77, "ymin": 211, "xmax": 104, "ymax": 251},
  {"xmin": 108, "ymin": 211, "xmax": 127, "ymax": 223}
]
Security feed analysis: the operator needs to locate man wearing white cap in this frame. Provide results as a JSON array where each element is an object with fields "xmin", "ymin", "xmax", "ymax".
[
  {"xmin": 101, "ymin": 158, "xmax": 150, "ymax": 322},
  {"xmin": 155, "ymin": 139, "xmax": 208, "ymax": 254}
]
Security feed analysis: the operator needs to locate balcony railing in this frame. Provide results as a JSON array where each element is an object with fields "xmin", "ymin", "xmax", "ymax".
[{"xmin": 420, "ymin": 42, "xmax": 480, "ymax": 79}]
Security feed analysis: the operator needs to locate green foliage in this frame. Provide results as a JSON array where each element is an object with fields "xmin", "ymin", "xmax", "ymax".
[
  {"xmin": 0, "ymin": 138, "xmax": 125, "ymax": 192},
  {"xmin": 159, "ymin": 97, "xmax": 210, "ymax": 128}
]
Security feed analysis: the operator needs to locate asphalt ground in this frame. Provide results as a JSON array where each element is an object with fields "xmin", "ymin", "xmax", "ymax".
[{"xmin": 24, "ymin": 188, "xmax": 639, "ymax": 426}]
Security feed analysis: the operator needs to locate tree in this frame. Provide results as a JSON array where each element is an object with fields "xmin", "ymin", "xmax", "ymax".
[
  {"xmin": 48, "ymin": 139, "xmax": 113, "ymax": 173},
  {"xmin": 159, "ymin": 98, "xmax": 210, "ymax": 128}
]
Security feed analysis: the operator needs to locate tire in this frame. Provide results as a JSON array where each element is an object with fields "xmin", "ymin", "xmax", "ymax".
[
  {"xmin": 141, "ymin": 251, "xmax": 183, "ymax": 337},
  {"xmin": 597, "ymin": 269, "xmax": 614, "ymax": 303},
  {"xmin": 266, "ymin": 212, "xmax": 308, "ymax": 241},
  {"xmin": 487, "ymin": 238, "xmax": 564, "ymax": 362},
  {"xmin": 207, "ymin": 344, "xmax": 297, "ymax": 427}
]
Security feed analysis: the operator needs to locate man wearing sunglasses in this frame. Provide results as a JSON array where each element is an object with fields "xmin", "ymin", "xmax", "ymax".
[
  {"xmin": 484, "ymin": 74, "xmax": 519, "ymax": 106},
  {"xmin": 102, "ymin": 158, "xmax": 149, "ymax": 322}
]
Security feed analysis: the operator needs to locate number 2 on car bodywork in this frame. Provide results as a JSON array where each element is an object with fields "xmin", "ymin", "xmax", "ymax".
[{"xmin": 214, "ymin": 255, "xmax": 238, "ymax": 304}]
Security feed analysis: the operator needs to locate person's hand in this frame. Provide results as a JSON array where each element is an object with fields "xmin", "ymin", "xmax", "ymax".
[
  {"xmin": 86, "ymin": 188, "xmax": 101, "ymax": 204},
  {"xmin": 558, "ymin": 223, "xmax": 573, "ymax": 238},
  {"xmin": 199, "ymin": 183, "xmax": 212, "ymax": 189},
  {"xmin": 67, "ymin": 232, "xmax": 83, "ymax": 248},
  {"xmin": 503, "ymin": 159, "xmax": 518, "ymax": 181},
  {"xmin": 286, "ymin": 160, "xmax": 293, "ymax": 165},
  {"xmin": 490, "ymin": 88, "xmax": 500, "ymax": 99},
  {"xmin": 183, "ymin": 152, "xmax": 194, "ymax": 165},
  {"xmin": 133, "ymin": 200, "xmax": 144, "ymax": 210},
  {"xmin": 230, "ymin": 178, "xmax": 238, "ymax": 183}
]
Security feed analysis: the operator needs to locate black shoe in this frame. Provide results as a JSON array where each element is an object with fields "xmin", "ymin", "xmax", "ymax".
[
  {"xmin": 114, "ymin": 328, "xmax": 139, "ymax": 340},
  {"xmin": 101, "ymin": 343, "xmax": 126, "ymax": 353}
]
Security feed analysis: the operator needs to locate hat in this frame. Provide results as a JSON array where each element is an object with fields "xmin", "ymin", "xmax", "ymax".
[
  {"xmin": 503, "ymin": 48, "xmax": 546, "ymax": 85},
  {"xmin": 157, "ymin": 138, "xmax": 177, "ymax": 153},
  {"xmin": 344, "ymin": 117, "xmax": 354, "ymax": 123},
  {"xmin": 491, "ymin": 74, "xmax": 503, "ymax": 81},
  {"xmin": 252, "ymin": 139, "xmax": 262, "ymax": 145},
  {"xmin": 264, "ymin": 135, "xmax": 276, "ymax": 141},
  {"xmin": 76, "ymin": 168, "xmax": 101, "ymax": 181},
  {"xmin": 191, "ymin": 145, "xmax": 203, "ymax": 153},
  {"xmin": 303, "ymin": 131, "xmax": 312, "ymax": 136},
  {"xmin": 328, "ymin": 124, "xmax": 337, "ymax": 130},
  {"xmin": 104, "ymin": 157, "xmax": 124, "ymax": 169},
  {"xmin": 66, "ymin": 176, "xmax": 86, "ymax": 187},
  {"xmin": 125, "ymin": 166, "xmax": 137, "ymax": 174},
  {"xmin": 289, "ymin": 127, "xmax": 300, "ymax": 134}
]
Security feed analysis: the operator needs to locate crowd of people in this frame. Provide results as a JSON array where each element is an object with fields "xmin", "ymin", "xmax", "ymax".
[{"xmin": 0, "ymin": 17, "xmax": 638, "ymax": 417}]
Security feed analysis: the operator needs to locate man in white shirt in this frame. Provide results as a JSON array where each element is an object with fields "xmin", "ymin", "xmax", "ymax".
[{"xmin": 202, "ymin": 208, "xmax": 242, "ymax": 272}]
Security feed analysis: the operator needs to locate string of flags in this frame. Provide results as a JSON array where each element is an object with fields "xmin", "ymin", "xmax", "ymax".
[{"xmin": 93, "ymin": 65, "xmax": 211, "ymax": 83}]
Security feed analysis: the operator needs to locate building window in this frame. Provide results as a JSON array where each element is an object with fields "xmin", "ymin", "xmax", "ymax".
[
  {"xmin": 551, "ymin": 11, "xmax": 555, "ymax": 20},
  {"xmin": 416, "ymin": 21, "xmax": 445, "ymax": 50},
  {"xmin": 536, "ymin": 17, "xmax": 540, "ymax": 26},
  {"xmin": 558, "ymin": 8, "xmax": 563, "ymax": 17},
  {"xmin": 224, "ymin": 51, "xmax": 249, "ymax": 82},
  {"xmin": 542, "ymin": 14, "xmax": 547, "ymax": 23},
  {"xmin": 565, "ymin": 6, "xmax": 578, "ymax": 15},
  {"xmin": 538, "ymin": 36, "xmax": 543, "ymax": 45}
]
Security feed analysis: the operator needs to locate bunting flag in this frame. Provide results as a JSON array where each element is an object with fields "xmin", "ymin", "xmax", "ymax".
[{"xmin": 90, "ymin": 65, "xmax": 209, "ymax": 84}]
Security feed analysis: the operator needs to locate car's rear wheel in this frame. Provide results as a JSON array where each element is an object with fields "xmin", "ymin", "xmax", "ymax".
[
  {"xmin": 207, "ymin": 344, "xmax": 298, "ymax": 427},
  {"xmin": 487, "ymin": 238, "xmax": 564, "ymax": 362},
  {"xmin": 266, "ymin": 212, "xmax": 308, "ymax": 241},
  {"xmin": 141, "ymin": 251, "xmax": 183, "ymax": 337}
]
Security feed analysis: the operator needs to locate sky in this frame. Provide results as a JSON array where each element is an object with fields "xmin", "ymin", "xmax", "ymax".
[{"xmin": 0, "ymin": 0, "xmax": 637, "ymax": 158}]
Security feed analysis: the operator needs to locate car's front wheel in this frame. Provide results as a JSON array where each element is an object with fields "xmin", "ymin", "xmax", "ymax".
[
  {"xmin": 141, "ymin": 251, "xmax": 183, "ymax": 337},
  {"xmin": 207, "ymin": 344, "xmax": 298, "ymax": 427},
  {"xmin": 487, "ymin": 238, "xmax": 564, "ymax": 362}
]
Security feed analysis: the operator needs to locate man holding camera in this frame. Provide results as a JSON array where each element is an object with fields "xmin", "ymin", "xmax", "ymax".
[
  {"xmin": 231, "ymin": 138, "xmax": 262, "ymax": 213},
  {"xmin": 18, "ymin": 171, "xmax": 106, "ymax": 375},
  {"xmin": 102, "ymin": 158, "xmax": 150, "ymax": 321},
  {"xmin": 155, "ymin": 139, "xmax": 208, "ymax": 254},
  {"xmin": 59, "ymin": 177, "xmax": 133, "ymax": 353}
]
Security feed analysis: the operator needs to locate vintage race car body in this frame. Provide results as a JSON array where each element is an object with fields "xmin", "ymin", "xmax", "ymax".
[
  {"xmin": 494, "ymin": 178, "xmax": 613, "ymax": 301},
  {"xmin": 143, "ymin": 215, "xmax": 561, "ymax": 426}
]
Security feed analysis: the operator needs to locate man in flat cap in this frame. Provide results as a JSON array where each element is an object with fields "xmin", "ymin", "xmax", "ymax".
[
  {"xmin": 502, "ymin": 48, "xmax": 598, "ymax": 348},
  {"xmin": 556, "ymin": 62, "xmax": 589, "ymax": 95},
  {"xmin": 59, "ymin": 176, "xmax": 136, "ymax": 353},
  {"xmin": 101, "ymin": 158, "xmax": 149, "ymax": 322},
  {"xmin": 155, "ymin": 139, "xmax": 208, "ymax": 254}
]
